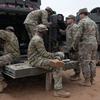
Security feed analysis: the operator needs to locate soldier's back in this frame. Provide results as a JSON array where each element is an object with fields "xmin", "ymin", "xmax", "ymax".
[
  {"xmin": 79, "ymin": 16, "xmax": 97, "ymax": 44},
  {"xmin": 24, "ymin": 10, "xmax": 47, "ymax": 25},
  {"xmin": 0, "ymin": 30, "xmax": 20, "ymax": 58}
]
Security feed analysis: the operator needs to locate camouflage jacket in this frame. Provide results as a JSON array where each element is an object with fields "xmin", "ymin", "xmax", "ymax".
[
  {"xmin": 66, "ymin": 23, "xmax": 78, "ymax": 52},
  {"xmin": 74, "ymin": 16, "xmax": 98, "ymax": 47},
  {"xmin": 0, "ymin": 30, "xmax": 20, "ymax": 59},
  {"xmin": 28, "ymin": 34, "xmax": 56, "ymax": 66},
  {"xmin": 24, "ymin": 10, "xmax": 49, "ymax": 26}
]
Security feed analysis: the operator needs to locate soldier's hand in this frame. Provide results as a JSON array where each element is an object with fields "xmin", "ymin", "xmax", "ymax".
[
  {"xmin": 47, "ymin": 22, "xmax": 52, "ymax": 28},
  {"xmin": 59, "ymin": 47, "xmax": 64, "ymax": 52},
  {"xmin": 50, "ymin": 59, "xmax": 64, "ymax": 68},
  {"xmin": 59, "ymin": 29, "xmax": 65, "ymax": 35},
  {"xmin": 70, "ymin": 42, "xmax": 77, "ymax": 51}
]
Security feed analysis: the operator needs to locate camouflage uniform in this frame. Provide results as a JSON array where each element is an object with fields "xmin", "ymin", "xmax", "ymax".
[
  {"xmin": 66, "ymin": 24, "xmax": 78, "ymax": 54},
  {"xmin": 0, "ymin": 30, "xmax": 20, "ymax": 77},
  {"xmin": 28, "ymin": 34, "xmax": 63, "ymax": 90},
  {"xmin": 66, "ymin": 23, "xmax": 80, "ymax": 76},
  {"xmin": 74, "ymin": 16, "xmax": 98, "ymax": 81},
  {"xmin": 24, "ymin": 10, "xmax": 49, "ymax": 39}
]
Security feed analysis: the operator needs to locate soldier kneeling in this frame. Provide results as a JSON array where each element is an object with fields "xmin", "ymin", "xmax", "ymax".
[{"xmin": 0, "ymin": 26, "xmax": 20, "ymax": 92}]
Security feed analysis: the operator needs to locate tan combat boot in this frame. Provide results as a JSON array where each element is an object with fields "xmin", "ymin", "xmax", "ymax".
[
  {"xmin": 79, "ymin": 79, "xmax": 91, "ymax": 87},
  {"xmin": 49, "ymin": 59, "xmax": 64, "ymax": 68},
  {"xmin": 53, "ymin": 90, "xmax": 71, "ymax": 98},
  {"xmin": 91, "ymin": 78, "xmax": 95, "ymax": 85}
]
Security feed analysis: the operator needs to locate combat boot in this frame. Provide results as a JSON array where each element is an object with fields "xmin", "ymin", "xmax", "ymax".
[
  {"xmin": 53, "ymin": 90, "xmax": 71, "ymax": 98},
  {"xmin": 90, "ymin": 78, "xmax": 95, "ymax": 85},
  {"xmin": 79, "ymin": 79, "xmax": 91, "ymax": 87},
  {"xmin": 70, "ymin": 74, "xmax": 81, "ymax": 81},
  {"xmin": 49, "ymin": 59, "xmax": 64, "ymax": 68}
]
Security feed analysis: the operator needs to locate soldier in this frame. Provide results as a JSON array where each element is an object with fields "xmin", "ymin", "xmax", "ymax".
[
  {"xmin": 73, "ymin": 8, "xmax": 98, "ymax": 86},
  {"xmin": 28, "ymin": 24, "xmax": 71, "ymax": 98},
  {"xmin": 24, "ymin": 7, "xmax": 54, "ymax": 39},
  {"xmin": 60, "ymin": 15, "xmax": 80, "ymax": 80},
  {"xmin": 65, "ymin": 15, "xmax": 80, "ymax": 81},
  {"xmin": 0, "ymin": 26, "xmax": 20, "ymax": 92}
]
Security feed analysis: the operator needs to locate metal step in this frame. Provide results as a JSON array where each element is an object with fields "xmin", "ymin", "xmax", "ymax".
[
  {"xmin": 3, "ymin": 60, "xmax": 78, "ymax": 79},
  {"xmin": 3, "ymin": 62, "xmax": 45, "ymax": 79}
]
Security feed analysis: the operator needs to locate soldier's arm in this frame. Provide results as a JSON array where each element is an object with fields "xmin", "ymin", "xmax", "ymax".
[
  {"xmin": 42, "ymin": 11, "xmax": 49, "ymax": 26},
  {"xmin": 71, "ymin": 25, "xmax": 78, "ymax": 47},
  {"xmin": 0, "ymin": 30, "xmax": 7, "ymax": 41},
  {"xmin": 35, "ymin": 39, "xmax": 55, "ymax": 59},
  {"xmin": 95, "ymin": 24, "xmax": 99, "ymax": 44},
  {"xmin": 71, "ymin": 25, "xmax": 79, "ymax": 41},
  {"xmin": 72, "ymin": 21, "xmax": 84, "ymax": 49},
  {"xmin": 59, "ymin": 29, "xmax": 66, "ymax": 35}
]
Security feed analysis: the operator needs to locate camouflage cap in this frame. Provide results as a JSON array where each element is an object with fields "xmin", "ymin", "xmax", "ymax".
[
  {"xmin": 36, "ymin": 24, "xmax": 48, "ymax": 32},
  {"xmin": 78, "ymin": 8, "xmax": 89, "ymax": 15},
  {"xmin": 5, "ymin": 26, "xmax": 15, "ymax": 31},
  {"xmin": 45, "ymin": 7, "xmax": 53, "ymax": 13},
  {"xmin": 66, "ymin": 15, "xmax": 76, "ymax": 20}
]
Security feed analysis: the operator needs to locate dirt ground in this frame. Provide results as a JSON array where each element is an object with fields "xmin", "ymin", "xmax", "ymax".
[{"xmin": 0, "ymin": 67, "xmax": 100, "ymax": 100}]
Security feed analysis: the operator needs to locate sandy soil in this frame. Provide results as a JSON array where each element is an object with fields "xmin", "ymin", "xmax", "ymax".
[{"xmin": 0, "ymin": 67, "xmax": 100, "ymax": 100}]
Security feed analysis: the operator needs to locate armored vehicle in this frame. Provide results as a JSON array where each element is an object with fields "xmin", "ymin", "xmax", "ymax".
[
  {"xmin": 0, "ymin": 0, "xmax": 41, "ymax": 55},
  {"xmin": 0, "ymin": 0, "xmax": 44, "ymax": 78},
  {"xmin": 89, "ymin": 7, "xmax": 100, "ymax": 59},
  {"xmin": 0, "ymin": 0, "xmax": 67, "ymax": 79}
]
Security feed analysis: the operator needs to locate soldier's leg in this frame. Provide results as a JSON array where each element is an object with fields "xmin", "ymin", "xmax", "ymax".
[
  {"xmin": 53, "ymin": 51, "xmax": 80, "ymax": 81},
  {"xmin": 90, "ymin": 45, "xmax": 97, "ymax": 84},
  {"xmin": 79, "ymin": 44, "xmax": 92, "ymax": 86},
  {"xmin": 69, "ymin": 52, "xmax": 81, "ymax": 81},
  {"xmin": 24, "ymin": 24, "xmax": 36, "ymax": 39},
  {"xmin": 70, "ymin": 67, "xmax": 81, "ymax": 81},
  {"xmin": 0, "ymin": 62, "xmax": 7, "ymax": 93},
  {"xmin": 0, "ymin": 54, "xmax": 12, "ymax": 92},
  {"xmin": 52, "ymin": 68, "xmax": 63, "ymax": 90},
  {"xmin": 0, "ymin": 54, "xmax": 12, "ymax": 66},
  {"xmin": 80, "ymin": 60, "xmax": 91, "ymax": 79},
  {"xmin": 90, "ymin": 60, "xmax": 96, "ymax": 84},
  {"xmin": 40, "ymin": 59, "xmax": 70, "ymax": 98},
  {"xmin": 52, "ymin": 68, "xmax": 70, "ymax": 98}
]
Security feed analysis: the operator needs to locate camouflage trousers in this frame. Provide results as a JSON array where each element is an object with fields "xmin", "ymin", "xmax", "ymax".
[
  {"xmin": 34, "ymin": 58, "xmax": 63, "ymax": 90},
  {"xmin": 69, "ymin": 51, "xmax": 80, "ymax": 75},
  {"xmin": 25, "ymin": 24, "xmax": 37, "ymax": 39},
  {"xmin": 32, "ymin": 58, "xmax": 79, "ymax": 90},
  {"xmin": 78, "ymin": 43, "xmax": 97, "ymax": 80},
  {"xmin": 0, "ymin": 54, "xmax": 13, "ymax": 79},
  {"xmin": 0, "ymin": 53, "xmax": 19, "ymax": 79}
]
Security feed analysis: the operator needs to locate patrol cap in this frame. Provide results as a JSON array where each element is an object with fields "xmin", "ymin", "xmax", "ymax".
[
  {"xmin": 45, "ymin": 7, "xmax": 53, "ymax": 13},
  {"xmin": 78, "ymin": 8, "xmax": 89, "ymax": 15},
  {"xmin": 66, "ymin": 15, "xmax": 76, "ymax": 20},
  {"xmin": 36, "ymin": 24, "xmax": 48, "ymax": 32},
  {"xmin": 5, "ymin": 26, "xmax": 15, "ymax": 32}
]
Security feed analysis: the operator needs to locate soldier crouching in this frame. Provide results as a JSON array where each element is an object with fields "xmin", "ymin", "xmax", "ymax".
[
  {"xmin": 24, "ymin": 7, "xmax": 54, "ymax": 39},
  {"xmin": 28, "ymin": 24, "xmax": 71, "ymax": 98},
  {"xmin": 0, "ymin": 26, "xmax": 20, "ymax": 92}
]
